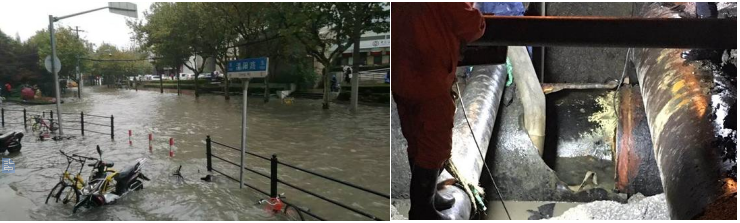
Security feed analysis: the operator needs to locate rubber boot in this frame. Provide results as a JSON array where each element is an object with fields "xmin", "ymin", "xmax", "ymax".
[
  {"xmin": 409, "ymin": 157, "xmax": 455, "ymax": 211},
  {"xmin": 408, "ymin": 164, "xmax": 453, "ymax": 220}
]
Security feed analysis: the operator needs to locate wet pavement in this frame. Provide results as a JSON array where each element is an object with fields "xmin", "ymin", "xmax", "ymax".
[{"xmin": 0, "ymin": 86, "xmax": 389, "ymax": 220}]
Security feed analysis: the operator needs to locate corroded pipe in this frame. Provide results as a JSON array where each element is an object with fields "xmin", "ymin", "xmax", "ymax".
[
  {"xmin": 615, "ymin": 85, "xmax": 663, "ymax": 196},
  {"xmin": 438, "ymin": 64, "xmax": 507, "ymax": 219},
  {"xmin": 633, "ymin": 3, "xmax": 736, "ymax": 219}
]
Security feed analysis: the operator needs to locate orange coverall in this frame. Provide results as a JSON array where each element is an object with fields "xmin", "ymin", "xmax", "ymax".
[{"xmin": 392, "ymin": 2, "xmax": 486, "ymax": 169}]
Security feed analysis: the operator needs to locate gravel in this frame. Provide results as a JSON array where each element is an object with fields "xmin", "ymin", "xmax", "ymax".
[{"xmin": 549, "ymin": 193, "xmax": 669, "ymax": 220}]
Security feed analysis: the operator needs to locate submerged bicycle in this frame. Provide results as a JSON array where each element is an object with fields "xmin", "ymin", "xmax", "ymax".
[
  {"xmin": 45, "ymin": 150, "xmax": 96, "ymax": 206},
  {"xmin": 73, "ymin": 146, "xmax": 149, "ymax": 213}
]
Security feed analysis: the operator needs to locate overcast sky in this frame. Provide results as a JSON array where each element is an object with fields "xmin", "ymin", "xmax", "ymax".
[{"xmin": 0, "ymin": 1, "xmax": 153, "ymax": 49}]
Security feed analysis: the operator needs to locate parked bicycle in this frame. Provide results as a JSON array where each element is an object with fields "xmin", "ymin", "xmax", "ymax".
[
  {"xmin": 258, "ymin": 194, "xmax": 308, "ymax": 221},
  {"xmin": 73, "ymin": 146, "xmax": 149, "ymax": 213},
  {"xmin": 29, "ymin": 114, "xmax": 58, "ymax": 133},
  {"xmin": 45, "ymin": 150, "xmax": 96, "ymax": 206}
]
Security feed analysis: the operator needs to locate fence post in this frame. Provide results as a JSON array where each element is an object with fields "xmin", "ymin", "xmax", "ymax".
[
  {"xmin": 80, "ymin": 112, "xmax": 84, "ymax": 136},
  {"xmin": 110, "ymin": 115, "xmax": 114, "ymax": 139},
  {"xmin": 50, "ymin": 110, "xmax": 54, "ymax": 130},
  {"xmin": 23, "ymin": 108, "xmax": 27, "ymax": 129},
  {"xmin": 206, "ymin": 135, "xmax": 212, "ymax": 172},
  {"xmin": 271, "ymin": 154, "xmax": 278, "ymax": 198}
]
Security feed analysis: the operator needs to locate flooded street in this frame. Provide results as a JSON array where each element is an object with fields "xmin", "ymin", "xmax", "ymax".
[{"xmin": 0, "ymin": 86, "xmax": 389, "ymax": 220}]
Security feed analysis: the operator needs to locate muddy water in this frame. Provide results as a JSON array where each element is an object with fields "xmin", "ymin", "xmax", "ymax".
[{"xmin": 0, "ymin": 86, "xmax": 389, "ymax": 220}]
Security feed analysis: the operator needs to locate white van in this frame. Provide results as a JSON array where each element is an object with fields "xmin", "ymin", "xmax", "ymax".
[{"xmin": 179, "ymin": 73, "xmax": 194, "ymax": 80}]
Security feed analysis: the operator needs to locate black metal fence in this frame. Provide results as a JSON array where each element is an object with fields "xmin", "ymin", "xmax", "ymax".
[
  {"xmin": 0, "ymin": 108, "xmax": 114, "ymax": 139},
  {"xmin": 205, "ymin": 136, "xmax": 388, "ymax": 221}
]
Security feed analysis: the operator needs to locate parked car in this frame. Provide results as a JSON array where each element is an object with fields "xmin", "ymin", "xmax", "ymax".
[{"xmin": 179, "ymin": 73, "xmax": 194, "ymax": 80}]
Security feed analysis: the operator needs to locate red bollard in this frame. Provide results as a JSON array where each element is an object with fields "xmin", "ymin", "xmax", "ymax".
[
  {"xmin": 148, "ymin": 133, "xmax": 153, "ymax": 152},
  {"xmin": 128, "ymin": 130, "xmax": 132, "ymax": 145},
  {"xmin": 169, "ymin": 137, "xmax": 174, "ymax": 157}
]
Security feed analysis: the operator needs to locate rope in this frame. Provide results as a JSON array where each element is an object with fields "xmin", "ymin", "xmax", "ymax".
[
  {"xmin": 444, "ymin": 160, "xmax": 484, "ymax": 212},
  {"xmin": 455, "ymin": 80, "xmax": 511, "ymax": 220}
]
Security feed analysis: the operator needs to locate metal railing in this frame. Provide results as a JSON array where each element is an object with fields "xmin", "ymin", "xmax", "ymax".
[
  {"xmin": 356, "ymin": 68, "xmax": 389, "ymax": 85},
  {"xmin": 0, "ymin": 108, "xmax": 114, "ymax": 139},
  {"xmin": 205, "ymin": 136, "xmax": 388, "ymax": 221}
]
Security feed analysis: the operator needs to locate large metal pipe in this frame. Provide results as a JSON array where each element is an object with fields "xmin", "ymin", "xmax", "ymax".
[
  {"xmin": 471, "ymin": 15, "xmax": 736, "ymax": 49},
  {"xmin": 438, "ymin": 64, "xmax": 507, "ymax": 219},
  {"xmin": 633, "ymin": 3, "xmax": 736, "ymax": 219}
]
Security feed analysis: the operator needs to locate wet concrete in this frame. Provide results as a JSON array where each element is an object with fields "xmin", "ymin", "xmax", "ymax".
[
  {"xmin": 0, "ymin": 185, "xmax": 34, "ymax": 220},
  {"xmin": 550, "ymin": 193, "xmax": 669, "ymax": 220},
  {"xmin": 0, "ymin": 86, "xmax": 389, "ymax": 220},
  {"xmin": 390, "ymin": 96, "xmax": 410, "ymax": 199},
  {"xmin": 482, "ymin": 86, "xmax": 626, "ymax": 205}
]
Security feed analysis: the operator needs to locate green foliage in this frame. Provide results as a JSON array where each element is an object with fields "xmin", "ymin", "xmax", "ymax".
[
  {"xmin": 87, "ymin": 43, "xmax": 151, "ymax": 80},
  {"xmin": 129, "ymin": 2, "xmax": 191, "ymax": 70},
  {"xmin": 129, "ymin": 2, "xmax": 389, "ymax": 103},
  {"xmin": 0, "ymin": 28, "xmax": 54, "ymax": 93},
  {"xmin": 27, "ymin": 26, "xmax": 91, "ymax": 80}
]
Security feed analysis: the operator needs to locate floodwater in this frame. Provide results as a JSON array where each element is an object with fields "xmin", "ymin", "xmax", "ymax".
[{"xmin": 0, "ymin": 86, "xmax": 389, "ymax": 220}]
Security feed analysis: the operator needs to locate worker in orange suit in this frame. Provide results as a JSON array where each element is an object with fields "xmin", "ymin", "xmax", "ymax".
[{"xmin": 391, "ymin": 2, "xmax": 486, "ymax": 220}]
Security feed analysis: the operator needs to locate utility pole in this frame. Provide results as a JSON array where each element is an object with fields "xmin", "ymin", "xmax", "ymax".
[
  {"xmin": 49, "ymin": 15, "xmax": 63, "ymax": 135},
  {"xmin": 75, "ymin": 26, "xmax": 86, "ymax": 99},
  {"xmin": 48, "ymin": 3, "xmax": 138, "ymax": 137}
]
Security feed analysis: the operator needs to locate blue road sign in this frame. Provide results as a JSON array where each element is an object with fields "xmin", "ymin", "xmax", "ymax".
[
  {"xmin": 2, "ymin": 158, "xmax": 14, "ymax": 173},
  {"xmin": 227, "ymin": 57, "xmax": 269, "ymax": 79}
]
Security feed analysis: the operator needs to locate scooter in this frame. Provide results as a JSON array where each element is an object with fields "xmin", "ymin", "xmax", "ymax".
[
  {"xmin": 0, "ymin": 131, "xmax": 23, "ymax": 153},
  {"xmin": 73, "ymin": 146, "xmax": 149, "ymax": 213}
]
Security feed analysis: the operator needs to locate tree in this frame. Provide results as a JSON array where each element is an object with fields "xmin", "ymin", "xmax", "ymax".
[
  {"xmin": 273, "ymin": 2, "xmax": 389, "ymax": 109},
  {"xmin": 87, "ymin": 43, "xmax": 151, "ymax": 85},
  {"xmin": 27, "ymin": 26, "xmax": 92, "ymax": 82},
  {"xmin": 130, "ymin": 2, "xmax": 193, "ymax": 95},
  {"xmin": 338, "ymin": 3, "xmax": 390, "ymax": 111},
  {"xmin": 0, "ymin": 28, "xmax": 48, "ymax": 86}
]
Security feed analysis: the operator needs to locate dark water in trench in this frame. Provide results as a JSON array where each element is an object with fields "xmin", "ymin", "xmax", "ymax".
[{"xmin": 0, "ymin": 86, "xmax": 389, "ymax": 220}]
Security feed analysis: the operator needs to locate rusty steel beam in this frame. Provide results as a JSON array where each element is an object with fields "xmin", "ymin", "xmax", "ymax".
[
  {"xmin": 615, "ymin": 85, "xmax": 663, "ymax": 196},
  {"xmin": 458, "ymin": 46, "xmax": 508, "ymax": 66},
  {"xmin": 633, "ymin": 3, "xmax": 736, "ymax": 219},
  {"xmin": 470, "ymin": 15, "xmax": 736, "ymax": 49}
]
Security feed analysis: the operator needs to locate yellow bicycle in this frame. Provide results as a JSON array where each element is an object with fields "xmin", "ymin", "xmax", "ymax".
[
  {"xmin": 73, "ymin": 146, "xmax": 148, "ymax": 213},
  {"xmin": 45, "ymin": 150, "xmax": 96, "ymax": 205}
]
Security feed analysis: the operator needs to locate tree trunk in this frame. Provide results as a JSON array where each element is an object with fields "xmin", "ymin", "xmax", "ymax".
[
  {"xmin": 195, "ymin": 74, "xmax": 200, "ymax": 98},
  {"xmin": 322, "ymin": 63, "xmax": 331, "ymax": 109},
  {"xmin": 225, "ymin": 72, "xmax": 230, "ymax": 100},
  {"xmin": 264, "ymin": 57, "xmax": 277, "ymax": 103},
  {"xmin": 221, "ymin": 63, "xmax": 230, "ymax": 100},
  {"xmin": 158, "ymin": 66, "xmax": 163, "ymax": 93},
  {"xmin": 264, "ymin": 76, "xmax": 269, "ymax": 103},
  {"xmin": 177, "ymin": 66, "xmax": 181, "ymax": 95}
]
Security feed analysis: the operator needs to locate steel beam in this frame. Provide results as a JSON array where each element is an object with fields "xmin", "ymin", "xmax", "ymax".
[{"xmin": 470, "ymin": 16, "xmax": 736, "ymax": 49}]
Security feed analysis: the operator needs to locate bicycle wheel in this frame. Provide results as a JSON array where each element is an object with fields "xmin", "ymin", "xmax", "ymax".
[
  {"xmin": 45, "ymin": 182, "xmax": 64, "ymax": 204},
  {"xmin": 283, "ymin": 204, "xmax": 305, "ymax": 221},
  {"xmin": 60, "ymin": 184, "xmax": 81, "ymax": 205}
]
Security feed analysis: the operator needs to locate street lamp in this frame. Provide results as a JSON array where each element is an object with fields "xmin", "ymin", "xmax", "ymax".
[{"xmin": 48, "ymin": 2, "xmax": 137, "ymax": 135}]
